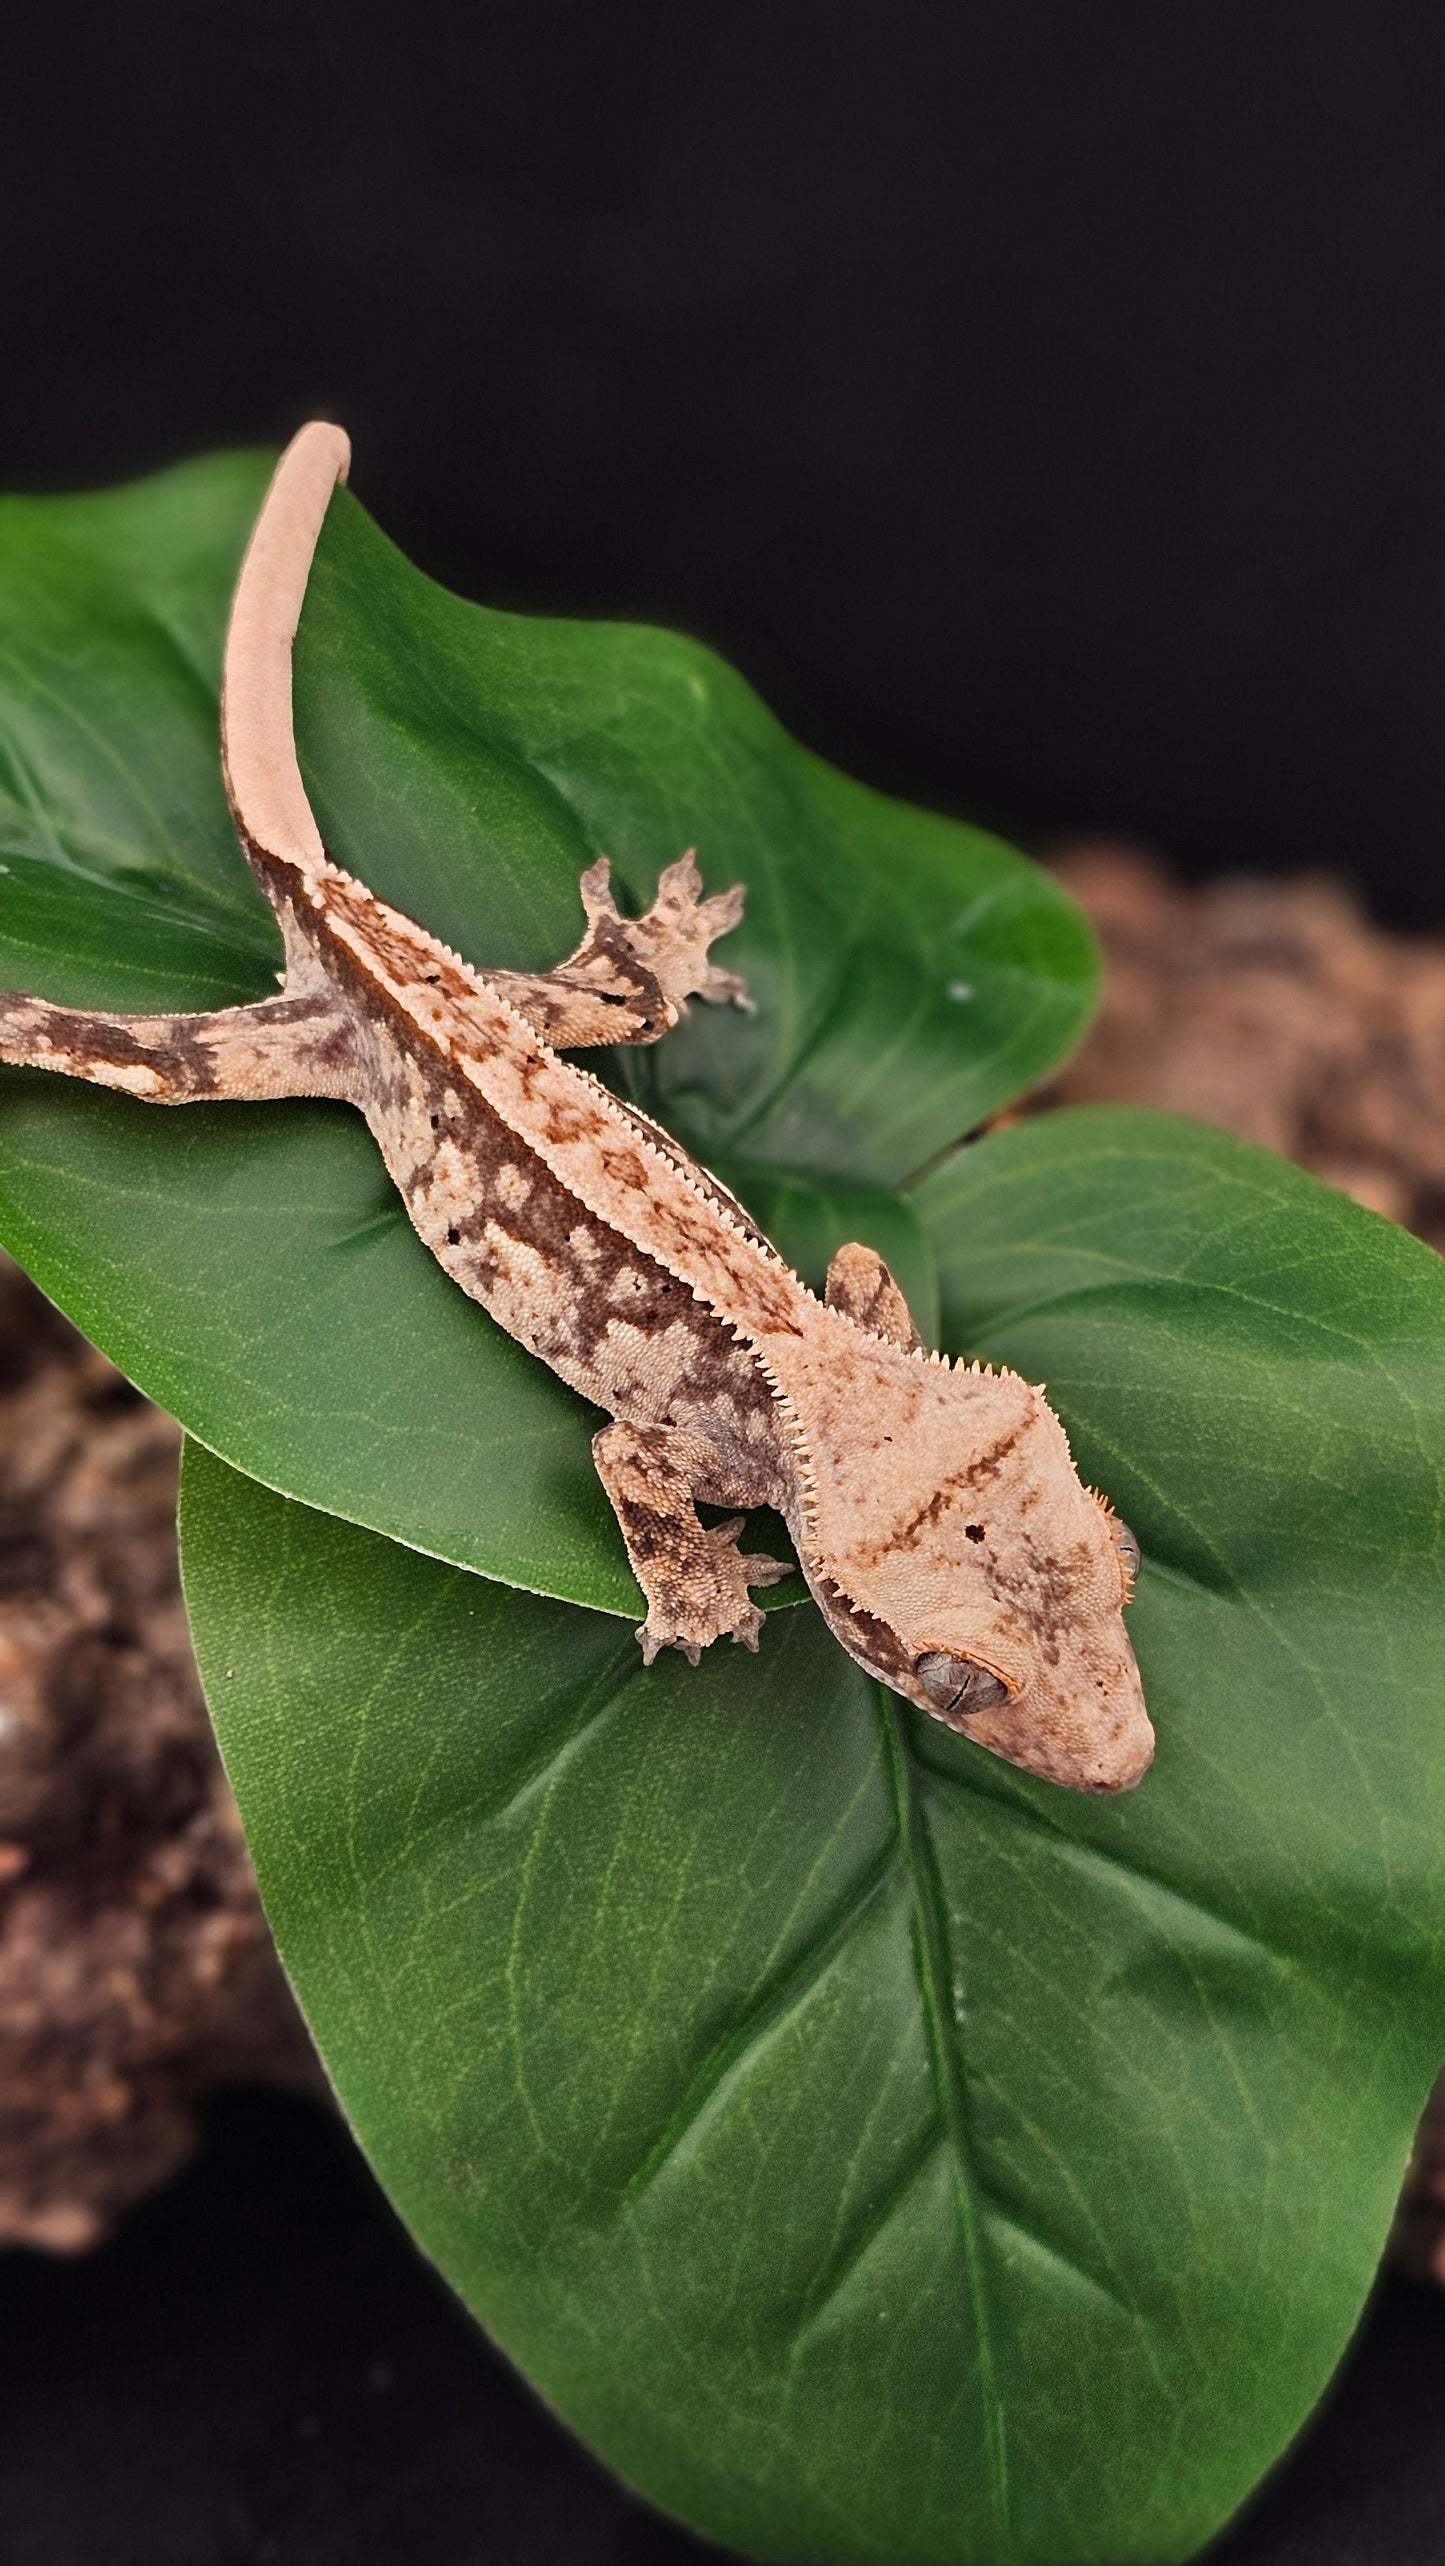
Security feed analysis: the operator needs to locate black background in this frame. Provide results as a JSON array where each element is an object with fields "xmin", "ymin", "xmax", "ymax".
[
  {"xmin": 8, "ymin": 4, "xmax": 1445, "ymax": 2558},
  {"xmin": 10, "ymin": 0, "xmax": 1445, "ymax": 921},
  {"xmin": 6, "ymin": 2090, "xmax": 1445, "ymax": 2566}
]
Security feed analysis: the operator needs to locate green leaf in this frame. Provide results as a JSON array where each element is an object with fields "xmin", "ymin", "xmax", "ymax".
[
  {"xmin": 0, "ymin": 452, "xmax": 280, "ymax": 1008},
  {"xmin": 0, "ymin": 1091, "xmax": 921, "ymax": 1618},
  {"xmin": 0, "ymin": 456, "xmax": 1093, "ymax": 1606},
  {"xmin": 180, "ymin": 1107, "xmax": 1445, "ymax": 2564}
]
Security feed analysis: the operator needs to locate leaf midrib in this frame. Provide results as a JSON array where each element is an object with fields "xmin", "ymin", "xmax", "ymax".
[{"xmin": 878, "ymin": 1687, "xmax": 1012, "ymax": 2552}]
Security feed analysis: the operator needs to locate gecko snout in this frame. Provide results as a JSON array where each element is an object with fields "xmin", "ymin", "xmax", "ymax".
[{"xmin": 909, "ymin": 1626, "xmax": 1154, "ymax": 1794}]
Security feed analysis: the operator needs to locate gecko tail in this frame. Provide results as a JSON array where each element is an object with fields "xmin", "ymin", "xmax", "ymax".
[{"xmin": 221, "ymin": 420, "xmax": 351, "ymax": 901}]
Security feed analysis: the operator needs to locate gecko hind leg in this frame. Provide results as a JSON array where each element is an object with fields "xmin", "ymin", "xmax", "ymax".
[
  {"xmin": 825, "ymin": 1242, "xmax": 923, "ymax": 1351},
  {"xmin": 592, "ymin": 1419, "xmax": 791, "ymax": 1665},
  {"xmin": 0, "ymin": 990, "xmax": 354, "ymax": 1104},
  {"xmin": 485, "ymin": 853, "xmax": 750, "ymax": 1051}
]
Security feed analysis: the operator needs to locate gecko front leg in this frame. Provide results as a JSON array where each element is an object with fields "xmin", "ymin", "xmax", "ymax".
[
  {"xmin": 591, "ymin": 1420, "xmax": 791, "ymax": 1665},
  {"xmin": 485, "ymin": 854, "xmax": 748, "ymax": 1050},
  {"xmin": 0, "ymin": 990, "xmax": 353, "ymax": 1104}
]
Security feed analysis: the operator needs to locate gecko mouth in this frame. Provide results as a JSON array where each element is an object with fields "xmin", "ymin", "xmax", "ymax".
[{"xmin": 914, "ymin": 1652, "xmax": 1011, "ymax": 1721}]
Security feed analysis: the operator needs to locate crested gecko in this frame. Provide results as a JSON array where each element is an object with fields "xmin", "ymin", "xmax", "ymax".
[{"xmin": 0, "ymin": 424, "xmax": 1153, "ymax": 1794}]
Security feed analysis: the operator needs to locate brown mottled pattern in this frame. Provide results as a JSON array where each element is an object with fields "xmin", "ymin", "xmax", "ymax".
[
  {"xmin": 823, "ymin": 1240, "xmax": 923, "ymax": 1352},
  {"xmin": 298, "ymin": 869, "xmax": 817, "ymax": 1355},
  {"xmin": 600, "ymin": 1100, "xmax": 775, "ymax": 1251},
  {"xmin": 0, "ymin": 418, "xmax": 1156, "ymax": 1794},
  {"xmin": 0, "ymin": 838, "xmax": 1154, "ymax": 1790},
  {"xmin": 811, "ymin": 1576, "xmax": 917, "ymax": 1694},
  {"xmin": 0, "ymin": 991, "xmax": 353, "ymax": 1105},
  {"xmin": 292, "ymin": 916, "xmax": 783, "ymax": 1501},
  {"xmin": 592, "ymin": 1420, "xmax": 791, "ymax": 1661}
]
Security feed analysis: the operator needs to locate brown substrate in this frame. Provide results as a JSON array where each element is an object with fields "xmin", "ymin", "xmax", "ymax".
[
  {"xmin": 3, "ymin": 842, "xmax": 1445, "ymax": 2266},
  {"xmin": 1047, "ymin": 844, "xmax": 1445, "ymax": 2283},
  {"xmin": 1047, "ymin": 843, "xmax": 1445, "ymax": 1242},
  {"xmin": 0, "ymin": 1261, "xmax": 319, "ymax": 2252}
]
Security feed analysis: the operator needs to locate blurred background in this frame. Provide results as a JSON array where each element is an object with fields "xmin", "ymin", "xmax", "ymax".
[{"xmin": 8, "ymin": 5, "xmax": 1445, "ymax": 2559}]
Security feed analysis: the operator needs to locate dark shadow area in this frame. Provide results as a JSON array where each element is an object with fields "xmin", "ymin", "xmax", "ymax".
[
  {"xmin": 0, "ymin": 2088, "xmax": 1442, "ymax": 2566},
  {"xmin": 8, "ymin": 4, "xmax": 1445, "ymax": 918},
  {"xmin": 1210, "ymin": 2278, "xmax": 1445, "ymax": 2564},
  {"xmin": 0, "ymin": 2090, "xmax": 716, "ymax": 2566}
]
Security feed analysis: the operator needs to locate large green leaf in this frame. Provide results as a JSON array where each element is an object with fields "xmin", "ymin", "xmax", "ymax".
[
  {"xmin": 179, "ymin": 1107, "xmax": 1445, "ymax": 2565},
  {"xmin": 0, "ymin": 456, "xmax": 1092, "ymax": 1608},
  {"xmin": 0, "ymin": 453, "xmax": 280, "ymax": 1010}
]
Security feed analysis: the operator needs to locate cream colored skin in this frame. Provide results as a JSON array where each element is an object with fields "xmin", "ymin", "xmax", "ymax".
[{"xmin": 0, "ymin": 424, "xmax": 1153, "ymax": 1795}]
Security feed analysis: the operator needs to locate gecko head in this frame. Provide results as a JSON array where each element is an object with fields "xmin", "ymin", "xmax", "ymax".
[{"xmin": 810, "ymin": 1359, "xmax": 1154, "ymax": 1794}]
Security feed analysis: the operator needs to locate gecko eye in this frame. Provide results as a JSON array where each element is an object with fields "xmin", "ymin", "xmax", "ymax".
[
  {"xmin": 915, "ymin": 1653, "xmax": 1010, "ymax": 1718},
  {"xmin": 1112, "ymin": 1518, "xmax": 1141, "ymax": 1594}
]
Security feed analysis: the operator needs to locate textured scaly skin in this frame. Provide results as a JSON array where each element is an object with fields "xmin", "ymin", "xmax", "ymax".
[{"xmin": 0, "ymin": 425, "xmax": 1153, "ymax": 1794}]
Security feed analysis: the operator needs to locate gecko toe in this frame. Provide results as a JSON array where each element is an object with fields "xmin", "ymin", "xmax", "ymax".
[
  {"xmin": 656, "ymin": 850, "xmax": 703, "ymax": 906},
  {"xmin": 698, "ymin": 965, "xmax": 752, "ymax": 1010},
  {"xmin": 579, "ymin": 857, "xmax": 620, "ymax": 921},
  {"xmin": 699, "ymin": 883, "xmax": 746, "ymax": 935}
]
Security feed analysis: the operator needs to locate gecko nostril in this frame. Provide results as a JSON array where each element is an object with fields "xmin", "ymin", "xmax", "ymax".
[{"xmin": 965, "ymin": 1524, "xmax": 985, "ymax": 1543}]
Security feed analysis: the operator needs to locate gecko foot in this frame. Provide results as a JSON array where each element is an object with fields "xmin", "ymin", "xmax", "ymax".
[
  {"xmin": 635, "ymin": 1519, "xmax": 792, "ymax": 1666},
  {"xmin": 580, "ymin": 852, "xmax": 752, "ymax": 1016},
  {"xmin": 594, "ymin": 1421, "xmax": 791, "ymax": 1667}
]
